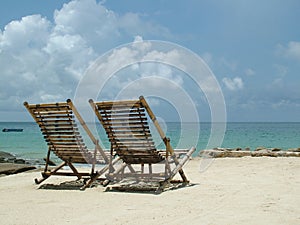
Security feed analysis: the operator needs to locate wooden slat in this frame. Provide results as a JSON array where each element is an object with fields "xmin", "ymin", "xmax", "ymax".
[
  {"xmin": 33, "ymin": 111, "xmax": 73, "ymax": 116},
  {"xmin": 102, "ymin": 121, "xmax": 148, "ymax": 126},
  {"xmin": 101, "ymin": 117, "xmax": 148, "ymax": 123},
  {"xmin": 47, "ymin": 141, "xmax": 86, "ymax": 146},
  {"xmin": 42, "ymin": 130, "xmax": 80, "ymax": 133},
  {"xmin": 41, "ymin": 122, "xmax": 74, "ymax": 126},
  {"xmin": 54, "ymin": 152, "xmax": 89, "ymax": 157},
  {"xmin": 45, "ymin": 135, "xmax": 80, "ymax": 139},
  {"xmin": 107, "ymin": 133, "xmax": 152, "ymax": 138},
  {"xmin": 41, "ymin": 127, "xmax": 78, "ymax": 131},
  {"xmin": 33, "ymin": 114, "xmax": 74, "ymax": 119},
  {"xmin": 49, "ymin": 143, "xmax": 86, "ymax": 148},
  {"xmin": 115, "ymin": 147, "xmax": 157, "ymax": 152},
  {"xmin": 111, "ymin": 140, "xmax": 154, "ymax": 145},
  {"xmin": 95, "ymin": 100, "xmax": 141, "ymax": 107},
  {"xmin": 35, "ymin": 119, "xmax": 75, "ymax": 124},
  {"xmin": 120, "ymin": 157, "xmax": 163, "ymax": 164},
  {"xmin": 107, "ymin": 132, "xmax": 151, "ymax": 137},
  {"xmin": 39, "ymin": 122, "xmax": 77, "ymax": 127},
  {"xmin": 104, "ymin": 111, "xmax": 145, "ymax": 117},
  {"xmin": 116, "ymin": 149, "xmax": 158, "ymax": 155},
  {"xmin": 36, "ymin": 119, "xmax": 75, "ymax": 123},
  {"xmin": 113, "ymin": 144, "xmax": 155, "ymax": 149},
  {"xmin": 100, "ymin": 113, "xmax": 146, "ymax": 118},
  {"xmin": 46, "ymin": 137, "xmax": 83, "ymax": 142},
  {"xmin": 27, "ymin": 102, "xmax": 69, "ymax": 108},
  {"xmin": 99, "ymin": 108, "xmax": 145, "ymax": 114},
  {"xmin": 101, "ymin": 125, "xmax": 150, "ymax": 130},
  {"xmin": 44, "ymin": 134, "xmax": 80, "ymax": 138},
  {"xmin": 111, "ymin": 139, "xmax": 154, "ymax": 144}
]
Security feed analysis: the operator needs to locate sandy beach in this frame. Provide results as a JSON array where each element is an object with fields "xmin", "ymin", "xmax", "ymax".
[{"xmin": 0, "ymin": 157, "xmax": 299, "ymax": 225}]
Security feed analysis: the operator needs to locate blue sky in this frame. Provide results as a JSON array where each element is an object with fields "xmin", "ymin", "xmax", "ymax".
[{"xmin": 0, "ymin": 0, "xmax": 299, "ymax": 122}]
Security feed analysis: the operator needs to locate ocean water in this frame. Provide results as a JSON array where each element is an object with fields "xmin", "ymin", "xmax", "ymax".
[{"xmin": 0, "ymin": 122, "xmax": 300, "ymax": 161}]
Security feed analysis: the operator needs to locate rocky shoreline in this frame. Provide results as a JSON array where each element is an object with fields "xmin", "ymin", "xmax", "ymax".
[
  {"xmin": 199, "ymin": 147, "xmax": 300, "ymax": 158},
  {"xmin": 0, "ymin": 151, "xmax": 38, "ymax": 176}
]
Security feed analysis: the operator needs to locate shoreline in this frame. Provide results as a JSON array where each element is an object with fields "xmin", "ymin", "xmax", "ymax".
[
  {"xmin": 1, "ymin": 147, "xmax": 300, "ymax": 176},
  {"xmin": 0, "ymin": 157, "xmax": 299, "ymax": 224}
]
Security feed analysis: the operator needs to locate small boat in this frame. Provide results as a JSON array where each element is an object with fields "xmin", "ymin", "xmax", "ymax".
[{"xmin": 2, "ymin": 128, "xmax": 23, "ymax": 132}]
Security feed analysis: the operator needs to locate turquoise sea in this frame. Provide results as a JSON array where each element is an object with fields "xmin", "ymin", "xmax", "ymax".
[{"xmin": 0, "ymin": 122, "xmax": 300, "ymax": 162}]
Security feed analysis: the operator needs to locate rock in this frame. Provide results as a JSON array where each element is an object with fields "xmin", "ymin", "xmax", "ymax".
[
  {"xmin": 235, "ymin": 147, "xmax": 242, "ymax": 151},
  {"xmin": 199, "ymin": 148, "xmax": 300, "ymax": 158},
  {"xmin": 199, "ymin": 149, "xmax": 251, "ymax": 158},
  {"xmin": 0, "ymin": 157, "xmax": 6, "ymax": 163},
  {"xmin": 270, "ymin": 148, "xmax": 281, "ymax": 152},
  {"xmin": 255, "ymin": 146, "xmax": 266, "ymax": 151},
  {"xmin": 213, "ymin": 147, "xmax": 226, "ymax": 151},
  {"xmin": 0, "ymin": 151, "xmax": 15, "ymax": 158},
  {"xmin": 0, "ymin": 163, "xmax": 36, "ymax": 175},
  {"xmin": 229, "ymin": 151, "xmax": 251, "ymax": 157},
  {"xmin": 245, "ymin": 147, "xmax": 251, "ymax": 151},
  {"xmin": 14, "ymin": 159, "xmax": 26, "ymax": 164},
  {"xmin": 0, "ymin": 151, "xmax": 16, "ymax": 162},
  {"xmin": 256, "ymin": 149, "xmax": 270, "ymax": 153},
  {"xmin": 276, "ymin": 151, "xmax": 287, "ymax": 157},
  {"xmin": 251, "ymin": 149, "xmax": 277, "ymax": 157},
  {"xmin": 288, "ymin": 148, "xmax": 300, "ymax": 152}
]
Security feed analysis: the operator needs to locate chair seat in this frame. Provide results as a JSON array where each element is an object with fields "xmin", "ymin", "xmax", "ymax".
[{"xmin": 116, "ymin": 149, "xmax": 165, "ymax": 164}]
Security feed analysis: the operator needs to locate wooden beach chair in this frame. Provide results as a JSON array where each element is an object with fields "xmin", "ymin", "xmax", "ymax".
[
  {"xmin": 89, "ymin": 96, "xmax": 196, "ymax": 192},
  {"xmin": 24, "ymin": 99, "xmax": 118, "ymax": 189}
]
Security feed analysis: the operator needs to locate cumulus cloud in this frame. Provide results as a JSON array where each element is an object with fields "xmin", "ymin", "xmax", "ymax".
[
  {"xmin": 277, "ymin": 41, "xmax": 300, "ymax": 61},
  {"xmin": 79, "ymin": 39, "xmax": 187, "ymax": 101},
  {"xmin": 222, "ymin": 77, "xmax": 244, "ymax": 91},
  {"xmin": 0, "ymin": 0, "xmax": 170, "ymax": 113}
]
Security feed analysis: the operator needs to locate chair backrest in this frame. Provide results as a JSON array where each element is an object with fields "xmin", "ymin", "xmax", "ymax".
[
  {"xmin": 89, "ymin": 98, "xmax": 164, "ymax": 164},
  {"xmin": 24, "ymin": 101, "xmax": 95, "ymax": 164}
]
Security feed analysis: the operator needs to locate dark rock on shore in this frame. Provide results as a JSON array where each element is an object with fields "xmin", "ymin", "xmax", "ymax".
[
  {"xmin": 0, "ymin": 151, "xmax": 16, "ymax": 163},
  {"xmin": 0, "ymin": 151, "xmax": 38, "ymax": 176},
  {"xmin": 0, "ymin": 163, "xmax": 37, "ymax": 176},
  {"xmin": 0, "ymin": 151, "xmax": 42, "ymax": 165}
]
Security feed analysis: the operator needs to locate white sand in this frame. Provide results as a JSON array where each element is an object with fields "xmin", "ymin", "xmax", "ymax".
[{"xmin": 0, "ymin": 157, "xmax": 299, "ymax": 225}]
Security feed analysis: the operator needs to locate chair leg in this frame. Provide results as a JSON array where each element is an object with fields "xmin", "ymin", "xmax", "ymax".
[
  {"xmin": 157, "ymin": 147, "xmax": 196, "ymax": 193},
  {"xmin": 81, "ymin": 157, "xmax": 121, "ymax": 189},
  {"xmin": 35, "ymin": 174, "xmax": 50, "ymax": 184},
  {"xmin": 34, "ymin": 162, "xmax": 67, "ymax": 184},
  {"xmin": 67, "ymin": 161, "xmax": 82, "ymax": 180}
]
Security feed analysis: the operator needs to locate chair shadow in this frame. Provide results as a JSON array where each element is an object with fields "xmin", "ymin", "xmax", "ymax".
[
  {"xmin": 105, "ymin": 181, "xmax": 199, "ymax": 195},
  {"xmin": 38, "ymin": 179, "xmax": 199, "ymax": 193},
  {"xmin": 38, "ymin": 180, "xmax": 89, "ymax": 191}
]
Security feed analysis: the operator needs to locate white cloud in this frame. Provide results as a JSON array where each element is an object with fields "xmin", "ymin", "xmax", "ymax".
[
  {"xmin": 0, "ymin": 0, "xmax": 170, "ymax": 113},
  {"xmin": 277, "ymin": 41, "xmax": 300, "ymax": 61},
  {"xmin": 222, "ymin": 77, "xmax": 244, "ymax": 91},
  {"xmin": 53, "ymin": 0, "xmax": 119, "ymax": 50},
  {"xmin": 0, "ymin": 15, "xmax": 51, "ymax": 52}
]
